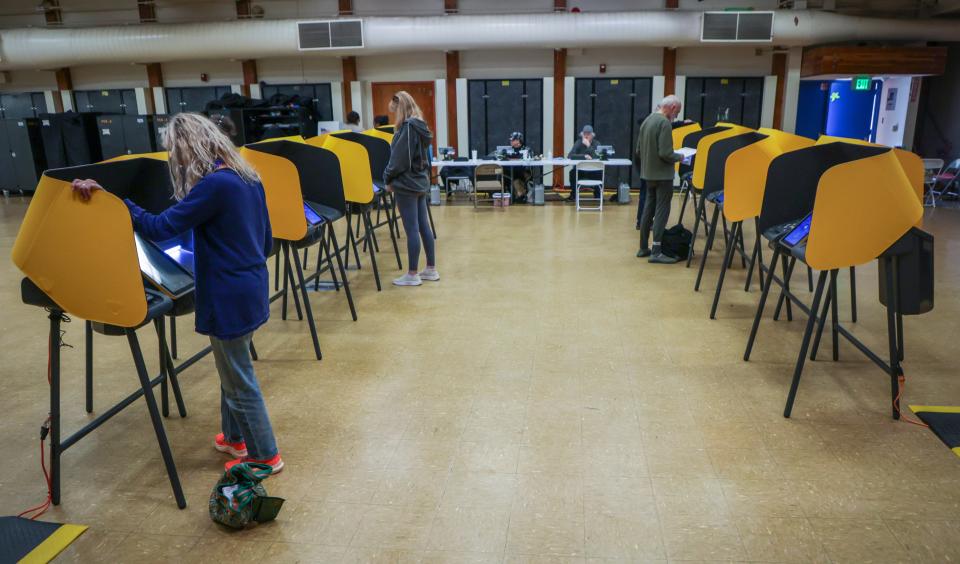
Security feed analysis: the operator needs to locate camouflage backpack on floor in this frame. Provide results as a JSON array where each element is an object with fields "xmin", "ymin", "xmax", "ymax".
[{"xmin": 209, "ymin": 462, "xmax": 285, "ymax": 529}]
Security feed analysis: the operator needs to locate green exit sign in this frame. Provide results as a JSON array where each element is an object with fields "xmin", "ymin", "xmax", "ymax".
[{"xmin": 853, "ymin": 76, "xmax": 872, "ymax": 91}]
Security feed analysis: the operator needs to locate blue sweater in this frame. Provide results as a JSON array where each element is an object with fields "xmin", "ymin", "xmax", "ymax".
[{"xmin": 125, "ymin": 168, "xmax": 272, "ymax": 340}]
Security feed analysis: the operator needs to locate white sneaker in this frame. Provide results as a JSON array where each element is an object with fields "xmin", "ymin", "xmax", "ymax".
[
  {"xmin": 419, "ymin": 268, "xmax": 440, "ymax": 281},
  {"xmin": 393, "ymin": 273, "xmax": 422, "ymax": 286}
]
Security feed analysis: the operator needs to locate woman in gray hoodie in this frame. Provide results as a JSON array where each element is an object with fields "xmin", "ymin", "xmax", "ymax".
[{"xmin": 383, "ymin": 91, "xmax": 439, "ymax": 286}]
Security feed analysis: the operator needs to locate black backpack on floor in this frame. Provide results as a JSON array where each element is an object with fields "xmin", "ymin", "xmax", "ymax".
[{"xmin": 662, "ymin": 223, "xmax": 692, "ymax": 260}]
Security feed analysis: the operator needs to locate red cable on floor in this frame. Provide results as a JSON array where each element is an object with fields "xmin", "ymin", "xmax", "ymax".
[
  {"xmin": 894, "ymin": 372, "xmax": 929, "ymax": 428},
  {"xmin": 18, "ymin": 333, "xmax": 55, "ymax": 520}
]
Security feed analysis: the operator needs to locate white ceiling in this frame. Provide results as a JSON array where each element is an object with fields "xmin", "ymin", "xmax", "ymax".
[{"xmin": 0, "ymin": 0, "xmax": 951, "ymax": 29}]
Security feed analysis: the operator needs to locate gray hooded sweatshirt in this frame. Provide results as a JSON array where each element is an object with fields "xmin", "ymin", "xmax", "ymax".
[{"xmin": 383, "ymin": 118, "xmax": 433, "ymax": 194}]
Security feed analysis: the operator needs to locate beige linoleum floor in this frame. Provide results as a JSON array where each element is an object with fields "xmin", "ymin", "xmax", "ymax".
[{"xmin": 2, "ymin": 195, "xmax": 959, "ymax": 563}]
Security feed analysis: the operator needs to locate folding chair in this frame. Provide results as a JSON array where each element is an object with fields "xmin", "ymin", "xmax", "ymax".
[
  {"xmin": 574, "ymin": 161, "xmax": 605, "ymax": 212},
  {"xmin": 473, "ymin": 163, "xmax": 504, "ymax": 208},
  {"xmin": 923, "ymin": 157, "xmax": 947, "ymax": 207},
  {"xmin": 936, "ymin": 158, "xmax": 959, "ymax": 199}
]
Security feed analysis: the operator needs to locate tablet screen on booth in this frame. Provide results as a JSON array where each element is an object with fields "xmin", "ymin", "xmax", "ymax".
[
  {"xmin": 135, "ymin": 234, "xmax": 195, "ymax": 298},
  {"xmin": 304, "ymin": 203, "xmax": 324, "ymax": 226},
  {"xmin": 783, "ymin": 214, "xmax": 812, "ymax": 247}
]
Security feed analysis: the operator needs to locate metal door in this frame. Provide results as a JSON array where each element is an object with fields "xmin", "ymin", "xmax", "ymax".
[
  {"xmin": 0, "ymin": 92, "xmax": 46, "ymax": 119},
  {"xmin": 6, "ymin": 119, "xmax": 44, "ymax": 191},
  {"xmin": 74, "ymin": 89, "xmax": 136, "ymax": 114},
  {"xmin": 468, "ymin": 79, "xmax": 542, "ymax": 157},
  {"xmin": 685, "ymin": 77, "xmax": 764, "ymax": 128},
  {"xmin": 574, "ymin": 77, "xmax": 652, "ymax": 187},
  {"xmin": 0, "ymin": 121, "xmax": 15, "ymax": 191}
]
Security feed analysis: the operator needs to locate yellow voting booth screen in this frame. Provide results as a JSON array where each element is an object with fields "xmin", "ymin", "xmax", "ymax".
[
  {"xmin": 320, "ymin": 135, "xmax": 375, "ymax": 205},
  {"xmin": 364, "ymin": 127, "xmax": 394, "ymax": 144},
  {"xmin": 240, "ymin": 143, "xmax": 309, "ymax": 242},
  {"xmin": 723, "ymin": 130, "xmax": 814, "ymax": 223},
  {"xmin": 672, "ymin": 123, "xmax": 700, "ymax": 151},
  {"xmin": 807, "ymin": 148, "xmax": 922, "ymax": 271},
  {"xmin": 692, "ymin": 124, "xmax": 751, "ymax": 189},
  {"xmin": 11, "ymin": 176, "xmax": 147, "ymax": 327}
]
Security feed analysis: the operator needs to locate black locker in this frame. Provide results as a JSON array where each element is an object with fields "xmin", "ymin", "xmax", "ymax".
[
  {"xmin": 260, "ymin": 83, "xmax": 335, "ymax": 121},
  {"xmin": 684, "ymin": 77, "xmax": 764, "ymax": 129},
  {"xmin": 468, "ymin": 79, "xmax": 543, "ymax": 156},
  {"xmin": 74, "ymin": 89, "xmax": 137, "ymax": 114},
  {"xmin": 0, "ymin": 122, "xmax": 16, "ymax": 191},
  {"xmin": 124, "ymin": 115, "xmax": 156, "ymax": 154},
  {"xmin": 40, "ymin": 112, "xmax": 103, "ymax": 169},
  {"xmin": 574, "ymin": 77, "xmax": 652, "ymax": 188},
  {"xmin": 4, "ymin": 118, "xmax": 46, "ymax": 192},
  {"xmin": 165, "ymin": 86, "xmax": 232, "ymax": 114},
  {"xmin": 97, "ymin": 114, "xmax": 156, "ymax": 159},
  {"xmin": 1, "ymin": 92, "xmax": 47, "ymax": 119},
  {"xmin": 154, "ymin": 114, "xmax": 170, "ymax": 149}
]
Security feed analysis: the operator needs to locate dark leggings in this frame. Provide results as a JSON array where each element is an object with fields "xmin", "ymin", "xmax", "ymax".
[{"xmin": 394, "ymin": 190, "xmax": 436, "ymax": 272}]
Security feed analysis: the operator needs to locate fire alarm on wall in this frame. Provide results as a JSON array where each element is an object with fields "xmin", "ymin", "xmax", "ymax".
[
  {"xmin": 599, "ymin": 64, "xmax": 607, "ymax": 74},
  {"xmin": 200, "ymin": 73, "xmax": 209, "ymax": 82}
]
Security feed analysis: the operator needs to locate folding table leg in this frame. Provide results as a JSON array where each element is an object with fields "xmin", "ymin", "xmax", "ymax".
[
  {"xmin": 328, "ymin": 227, "xmax": 357, "ymax": 322},
  {"xmin": 126, "ymin": 328, "xmax": 186, "ymax": 508},
  {"xmin": 849, "ymin": 266, "xmax": 858, "ymax": 323},
  {"xmin": 155, "ymin": 317, "xmax": 186, "ymax": 418},
  {"xmin": 362, "ymin": 211, "xmax": 383, "ymax": 291},
  {"xmin": 745, "ymin": 246, "xmax": 782, "ymax": 362},
  {"xmin": 291, "ymin": 245, "xmax": 323, "ymax": 361},
  {"xmin": 686, "ymin": 197, "xmax": 706, "ymax": 268},
  {"xmin": 49, "ymin": 311, "xmax": 63, "ymax": 505},
  {"xmin": 85, "ymin": 320, "xmax": 93, "ymax": 414},
  {"xmin": 695, "ymin": 204, "xmax": 720, "ymax": 292},
  {"xmin": 285, "ymin": 244, "xmax": 304, "ymax": 321},
  {"xmin": 810, "ymin": 276, "xmax": 833, "ymax": 361},
  {"xmin": 783, "ymin": 270, "xmax": 830, "ymax": 418},
  {"xmin": 710, "ymin": 221, "xmax": 740, "ymax": 319},
  {"xmin": 885, "ymin": 256, "xmax": 901, "ymax": 419},
  {"xmin": 773, "ymin": 256, "xmax": 796, "ymax": 322}
]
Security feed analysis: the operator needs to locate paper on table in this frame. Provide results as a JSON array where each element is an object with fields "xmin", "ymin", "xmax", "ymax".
[{"xmin": 676, "ymin": 147, "xmax": 697, "ymax": 165}]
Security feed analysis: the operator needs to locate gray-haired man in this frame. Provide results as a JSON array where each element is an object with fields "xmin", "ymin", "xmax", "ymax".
[{"xmin": 636, "ymin": 95, "xmax": 684, "ymax": 264}]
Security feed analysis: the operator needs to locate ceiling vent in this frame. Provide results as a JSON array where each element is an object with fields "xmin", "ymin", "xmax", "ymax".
[
  {"xmin": 298, "ymin": 19, "xmax": 364, "ymax": 50},
  {"xmin": 701, "ymin": 11, "xmax": 774, "ymax": 42}
]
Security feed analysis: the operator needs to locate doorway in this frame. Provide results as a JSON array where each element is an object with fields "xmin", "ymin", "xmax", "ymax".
[
  {"xmin": 574, "ymin": 77, "xmax": 652, "ymax": 188},
  {"xmin": 684, "ymin": 77, "xmax": 764, "ymax": 128},
  {"xmin": 371, "ymin": 81, "xmax": 436, "ymax": 138},
  {"xmin": 467, "ymin": 79, "xmax": 543, "ymax": 157}
]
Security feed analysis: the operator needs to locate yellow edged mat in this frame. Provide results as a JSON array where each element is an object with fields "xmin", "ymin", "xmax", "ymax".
[
  {"xmin": 910, "ymin": 406, "xmax": 960, "ymax": 457},
  {"xmin": 0, "ymin": 517, "xmax": 87, "ymax": 563}
]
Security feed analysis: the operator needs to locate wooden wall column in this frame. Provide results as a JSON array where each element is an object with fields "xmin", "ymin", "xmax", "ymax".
[
  {"xmin": 144, "ymin": 62, "xmax": 163, "ymax": 114},
  {"xmin": 341, "ymin": 56, "xmax": 357, "ymax": 117},
  {"xmin": 553, "ymin": 48, "xmax": 566, "ymax": 189},
  {"xmin": 446, "ymin": 51, "xmax": 459, "ymax": 151},
  {"xmin": 663, "ymin": 48, "xmax": 677, "ymax": 96},
  {"xmin": 241, "ymin": 59, "xmax": 257, "ymax": 98},
  {"xmin": 771, "ymin": 52, "xmax": 787, "ymax": 129},
  {"xmin": 53, "ymin": 68, "xmax": 72, "ymax": 112}
]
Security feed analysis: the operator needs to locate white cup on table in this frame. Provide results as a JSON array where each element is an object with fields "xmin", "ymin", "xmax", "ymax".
[{"xmin": 471, "ymin": 150, "xmax": 478, "ymax": 160}]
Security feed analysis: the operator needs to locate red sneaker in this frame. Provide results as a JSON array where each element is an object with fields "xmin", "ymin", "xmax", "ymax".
[
  {"xmin": 214, "ymin": 433, "xmax": 248, "ymax": 458},
  {"xmin": 225, "ymin": 453, "xmax": 284, "ymax": 475}
]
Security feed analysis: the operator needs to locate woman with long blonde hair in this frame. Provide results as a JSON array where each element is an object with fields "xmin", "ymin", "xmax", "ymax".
[
  {"xmin": 72, "ymin": 112, "xmax": 283, "ymax": 474},
  {"xmin": 383, "ymin": 91, "xmax": 438, "ymax": 286}
]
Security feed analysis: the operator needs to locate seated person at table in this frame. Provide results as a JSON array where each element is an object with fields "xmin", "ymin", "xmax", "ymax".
[
  {"xmin": 505, "ymin": 132, "xmax": 533, "ymax": 204},
  {"xmin": 344, "ymin": 111, "xmax": 363, "ymax": 132},
  {"xmin": 566, "ymin": 125, "xmax": 602, "ymax": 202}
]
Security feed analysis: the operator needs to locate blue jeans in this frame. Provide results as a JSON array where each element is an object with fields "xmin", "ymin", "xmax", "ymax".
[
  {"xmin": 210, "ymin": 333, "xmax": 278, "ymax": 460},
  {"xmin": 394, "ymin": 190, "xmax": 436, "ymax": 272}
]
